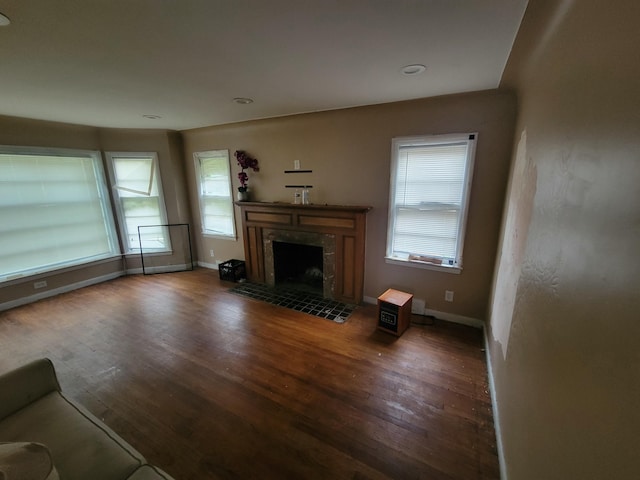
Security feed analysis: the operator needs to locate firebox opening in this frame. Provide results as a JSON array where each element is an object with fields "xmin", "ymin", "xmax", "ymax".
[{"xmin": 273, "ymin": 241, "xmax": 323, "ymax": 294}]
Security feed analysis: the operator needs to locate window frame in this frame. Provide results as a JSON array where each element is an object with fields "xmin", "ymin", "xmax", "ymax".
[
  {"xmin": 105, "ymin": 151, "xmax": 171, "ymax": 255},
  {"xmin": 0, "ymin": 144, "xmax": 120, "ymax": 282},
  {"xmin": 193, "ymin": 149, "xmax": 237, "ymax": 239},
  {"xmin": 385, "ymin": 133, "xmax": 477, "ymax": 274}
]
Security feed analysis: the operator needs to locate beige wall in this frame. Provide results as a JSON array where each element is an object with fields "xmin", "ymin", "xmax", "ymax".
[
  {"xmin": 488, "ymin": 1, "xmax": 640, "ymax": 478},
  {"xmin": 0, "ymin": 116, "xmax": 190, "ymax": 307},
  {"xmin": 183, "ymin": 90, "xmax": 516, "ymax": 319}
]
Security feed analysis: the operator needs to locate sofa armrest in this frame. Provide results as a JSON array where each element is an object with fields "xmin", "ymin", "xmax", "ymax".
[{"xmin": 0, "ymin": 358, "xmax": 61, "ymax": 421}]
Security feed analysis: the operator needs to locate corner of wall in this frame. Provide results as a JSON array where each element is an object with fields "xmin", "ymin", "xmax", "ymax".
[{"xmin": 484, "ymin": 324, "xmax": 508, "ymax": 480}]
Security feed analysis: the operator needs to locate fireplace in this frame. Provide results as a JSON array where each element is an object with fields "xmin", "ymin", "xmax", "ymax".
[
  {"xmin": 263, "ymin": 228, "xmax": 336, "ymax": 299},
  {"xmin": 235, "ymin": 202, "xmax": 371, "ymax": 304},
  {"xmin": 273, "ymin": 242, "xmax": 323, "ymax": 293}
]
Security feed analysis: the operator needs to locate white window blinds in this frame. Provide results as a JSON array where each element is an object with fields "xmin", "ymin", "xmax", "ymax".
[
  {"xmin": 194, "ymin": 150, "xmax": 236, "ymax": 238},
  {"xmin": 106, "ymin": 152, "xmax": 169, "ymax": 253},
  {"xmin": 387, "ymin": 134, "xmax": 476, "ymax": 271},
  {"xmin": 0, "ymin": 146, "xmax": 119, "ymax": 281}
]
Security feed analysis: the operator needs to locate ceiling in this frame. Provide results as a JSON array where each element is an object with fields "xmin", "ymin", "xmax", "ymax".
[{"xmin": 0, "ymin": 0, "xmax": 528, "ymax": 131}]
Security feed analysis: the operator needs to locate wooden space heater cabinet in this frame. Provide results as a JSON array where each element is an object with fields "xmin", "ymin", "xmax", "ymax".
[{"xmin": 377, "ymin": 288, "xmax": 413, "ymax": 336}]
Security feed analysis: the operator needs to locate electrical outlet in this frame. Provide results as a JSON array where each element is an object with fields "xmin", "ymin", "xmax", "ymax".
[
  {"xmin": 445, "ymin": 290, "xmax": 454, "ymax": 302},
  {"xmin": 34, "ymin": 280, "xmax": 47, "ymax": 289},
  {"xmin": 294, "ymin": 159, "xmax": 300, "ymax": 170},
  {"xmin": 209, "ymin": 249, "xmax": 215, "ymax": 257}
]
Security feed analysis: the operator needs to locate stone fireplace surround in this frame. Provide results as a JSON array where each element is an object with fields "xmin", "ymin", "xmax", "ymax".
[
  {"xmin": 264, "ymin": 228, "xmax": 336, "ymax": 299},
  {"xmin": 235, "ymin": 202, "xmax": 371, "ymax": 304}
]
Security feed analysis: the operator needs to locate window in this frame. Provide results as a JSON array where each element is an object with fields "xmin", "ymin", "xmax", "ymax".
[
  {"xmin": 386, "ymin": 133, "xmax": 477, "ymax": 273},
  {"xmin": 0, "ymin": 145, "xmax": 119, "ymax": 282},
  {"xmin": 194, "ymin": 150, "xmax": 236, "ymax": 238},
  {"xmin": 106, "ymin": 152, "xmax": 170, "ymax": 253}
]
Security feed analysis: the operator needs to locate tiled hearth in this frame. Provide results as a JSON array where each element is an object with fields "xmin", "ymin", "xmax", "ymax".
[{"xmin": 231, "ymin": 283, "xmax": 356, "ymax": 323}]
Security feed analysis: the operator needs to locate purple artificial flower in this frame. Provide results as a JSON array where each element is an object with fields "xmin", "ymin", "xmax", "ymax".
[{"xmin": 235, "ymin": 150, "xmax": 259, "ymax": 192}]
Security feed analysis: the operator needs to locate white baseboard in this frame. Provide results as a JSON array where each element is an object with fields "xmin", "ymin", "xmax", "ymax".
[
  {"xmin": 197, "ymin": 261, "xmax": 219, "ymax": 270},
  {"xmin": 423, "ymin": 308, "xmax": 484, "ymax": 329},
  {"xmin": 363, "ymin": 295, "xmax": 377, "ymax": 305},
  {"xmin": 363, "ymin": 295, "xmax": 483, "ymax": 329},
  {"xmin": 133, "ymin": 264, "xmax": 193, "ymax": 275},
  {"xmin": 484, "ymin": 327, "xmax": 507, "ymax": 480},
  {"xmin": 0, "ymin": 271, "xmax": 125, "ymax": 312}
]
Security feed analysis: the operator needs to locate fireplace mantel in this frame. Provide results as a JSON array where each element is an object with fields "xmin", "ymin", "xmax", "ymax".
[{"xmin": 235, "ymin": 202, "xmax": 372, "ymax": 304}]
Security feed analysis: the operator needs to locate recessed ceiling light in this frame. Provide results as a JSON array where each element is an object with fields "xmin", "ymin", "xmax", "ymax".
[
  {"xmin": 0, "ymin": 12, "xmax": 11, "ymax": 26},
  {"xmin": 142, "ymin": 114, "xmax": 162, "ymax": 120},
  {"xmin": 233, "ymin": 97, "xmax": 254, "ymax": 105},
  {"xmin": 400, "ymin": 64, "xmax": 427, "ymax": 76}
]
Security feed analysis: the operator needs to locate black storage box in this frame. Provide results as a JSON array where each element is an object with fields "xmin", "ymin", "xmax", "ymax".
[{"xmin": 218, "ymin": 259, "xmax": 246, "ymax": 282}]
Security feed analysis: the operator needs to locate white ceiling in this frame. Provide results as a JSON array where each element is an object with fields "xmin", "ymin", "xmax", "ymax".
[{"xmin": 0, "ymin": 0, "xmax": 528, "ymax": 131}]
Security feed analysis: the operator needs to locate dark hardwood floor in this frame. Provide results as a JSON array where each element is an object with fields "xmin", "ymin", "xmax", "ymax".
[{"xmin": 0, "ymin": 268, "xmax": 499, "ymax": 479}]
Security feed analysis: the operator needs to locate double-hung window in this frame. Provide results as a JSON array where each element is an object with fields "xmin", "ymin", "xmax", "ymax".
[
  {"xmin": 106, "ymin": 152, "xmax": 170, "ymax": 253},
  {"xmin": 386, "ymin": 133, "xmax": 477, "ymax": 273},
  {"xmin": 194, "ymin": 150, "xmax": 236, "ymax": 238},
  {"xmin": 0, "ymin": 146, "xmax": 119, "ymax": 281}
]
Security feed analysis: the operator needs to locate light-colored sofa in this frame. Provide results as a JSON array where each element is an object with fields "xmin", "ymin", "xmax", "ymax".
[{"xmin": 0, "ymin": 358, "xmax": 174, "ymax": 479}]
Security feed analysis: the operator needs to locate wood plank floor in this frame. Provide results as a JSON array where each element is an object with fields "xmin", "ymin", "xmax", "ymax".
[{"xmin": 0, "ymin": 268, "xmax": 499, "ymax": 479}]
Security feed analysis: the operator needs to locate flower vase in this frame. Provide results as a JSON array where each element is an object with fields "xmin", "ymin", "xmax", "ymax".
[{"xmin": 237, "ymin": 190, "xmax": 249, "ymax": 202}]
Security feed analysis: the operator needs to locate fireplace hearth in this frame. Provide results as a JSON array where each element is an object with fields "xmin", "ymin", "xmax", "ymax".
[{"xmin": 231, "ymin": 282, "xmax": 356, "ymax": 323}]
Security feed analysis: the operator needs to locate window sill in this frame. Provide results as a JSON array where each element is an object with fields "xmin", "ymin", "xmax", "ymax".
[
  {"xmin": 385, "ymin": 256, "xmax": 462, "ymax": 274},
  {"xmin": 202, "ymin": 233, "xmax": 238, "ymax": 241}
]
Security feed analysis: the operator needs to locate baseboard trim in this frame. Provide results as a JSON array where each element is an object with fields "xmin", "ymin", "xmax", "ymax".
[
  {"xmin": 484, "ymin": 327, "xmax": 507, "ymax": 480},
  {"xmin": 197, "ymin": 261, "xmax": 219, "ymax": 270},
  {"xmin": 127, "ymin": 264, "xmax": 194, "ymax": 275},
  {"xmin": 423, "ymin": 308, "xmax": 484, "ymax": 329},
  {"xmin": 0, "ymin": 271, "xmax": 125, "ymax": 312},
  {"xmin": 363, "ymin": 295, "xmax": 483, "ymax": 329},
  {"xmin": 362, "ymin": 295, "xmax": 377, "ymax": 305}
]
